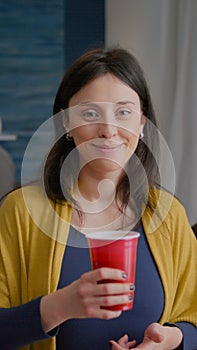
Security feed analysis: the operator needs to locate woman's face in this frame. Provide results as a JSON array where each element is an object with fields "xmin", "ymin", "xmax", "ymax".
[{"xmin": 65, "ymin": 73, "xmax": 145, "ymax": 175}]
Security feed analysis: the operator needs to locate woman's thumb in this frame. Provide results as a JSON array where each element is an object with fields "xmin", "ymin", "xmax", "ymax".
[{"xmin": 145, "ymin": 323, "xmax": 164, "ymax": 343}]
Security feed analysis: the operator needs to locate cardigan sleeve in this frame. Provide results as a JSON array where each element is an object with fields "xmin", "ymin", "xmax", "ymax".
[
  {"xmin": 166, "ymin": 213, "xmax": 197, "ymax": 350},
  {"xmin": 168, "ymin": 198, "xmax": 197, "ymax": 327},
  {"xmin": 0, "ymin": 298, "xmax": 58, "ymax": 349},
  {"xmin": 174, "ymin": 322, "xmax": 197, "ymax": 350},
  {"xmin": 143, "ymin": 191, "xmax": 197, "ymax": 348},
  {"xmin": 0, "ymin": 189, "xmax": 61, "ymax": 349}
]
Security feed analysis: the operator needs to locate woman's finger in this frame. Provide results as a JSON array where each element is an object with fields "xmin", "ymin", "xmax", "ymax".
[
  {"xmin": 78, "ymin": 280, "xmax": 133, "ymax": 297},
  {"xmin": 80, "ymin": 267, "xmax": 128, "ymax": 283},
  {"xmin": 109, "ymin": 338, "xmax": 137, "ymax": 349},
  {"xmin": 83, "ymin": 293, "xmax": 132, "ymax": 308}
]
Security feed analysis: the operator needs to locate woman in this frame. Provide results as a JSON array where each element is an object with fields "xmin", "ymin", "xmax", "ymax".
[{"xmin": 0, "ymin": 47, "xmax": 196, "ymax": 350}]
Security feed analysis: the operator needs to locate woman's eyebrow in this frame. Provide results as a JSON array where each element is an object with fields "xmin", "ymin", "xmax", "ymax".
[
  {"xmin": 116, "ymin": 100, "xmax": 136, "ymax": 106},
  {"xmin": 77, "ymin": 102, "xmax": 99, "ymax": 107},
  {"xmin": 77, "ymin": 101, "xmax": 136, "ymax": 106},
  {"xmin": 74, "ymin": 101, "xmax": 137, "ymax": 108}
]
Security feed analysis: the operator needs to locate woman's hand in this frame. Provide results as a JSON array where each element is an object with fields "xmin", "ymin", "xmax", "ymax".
[
  {"xmin": 109, "ymin": 323, "xmax": 183, "ymax": 350},
  {"xmin": 109, "ymin": 334, "xmax": 137, "ymax": 349},
  {"xmin": 40, "ymin": 267, "xmax": 133, "ymax": 332}
]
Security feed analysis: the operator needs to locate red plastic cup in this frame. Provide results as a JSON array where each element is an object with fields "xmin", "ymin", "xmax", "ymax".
[{"xmin": 86, "ymin": 231, "xmax": 140, "ymax": 311}]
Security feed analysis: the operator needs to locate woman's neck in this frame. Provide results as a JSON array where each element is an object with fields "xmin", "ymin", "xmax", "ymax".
[
  {"xmin": 75, "ymin": 166, "xmax": 123, "ymax": 202},
  {"xmin": 70, "ymin": 169, "xmax": 136, "ymax": 233}
]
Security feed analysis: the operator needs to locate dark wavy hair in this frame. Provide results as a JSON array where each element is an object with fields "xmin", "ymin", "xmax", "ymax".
[{"xmin": 44, "ymin": 47, "xmax": 160, "ymax": 219}]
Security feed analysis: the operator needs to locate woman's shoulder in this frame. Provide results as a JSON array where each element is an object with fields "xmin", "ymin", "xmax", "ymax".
[
  {"xmin": 0, "ymin": 184, "xmax": 72, "ymax": 245},
  {"xmin": 148, "ymin": 186, "xmax": 185, "ymax": 213},
  {"xmin": 1, "ymin": 185, "xmax": 45, "ymax": 209},
  {"xmin": 1, "ymin": 184, "xmax": 71, "ymax": 219},
  {"xmin": 143, "ymin": 186, "xmax": 189, "ymax": 235}
]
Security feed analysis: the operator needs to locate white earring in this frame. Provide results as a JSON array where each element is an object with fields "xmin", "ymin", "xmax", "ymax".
[
  {"xmin": 139, "ymin": 131, "xmax": 144, "ymax": 139},
  {"xmin": 66, "ymin": 133, "xmax": 73, "ymax": 141}
]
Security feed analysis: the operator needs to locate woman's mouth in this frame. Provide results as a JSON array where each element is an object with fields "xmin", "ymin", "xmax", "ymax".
[{"xmin": 91, "ymin": 142, "xmax": 124, "ymax": 153}]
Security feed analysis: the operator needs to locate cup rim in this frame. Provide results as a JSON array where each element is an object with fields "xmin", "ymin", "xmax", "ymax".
[{"xmin": 85, "ymin": 230, "xmax": 140, "ymax": 241}]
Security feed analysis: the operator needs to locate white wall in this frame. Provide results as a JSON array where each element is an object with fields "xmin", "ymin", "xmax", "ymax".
[
  {"xmin": 105, "ymin": 0, "xmax": 175, "ymax": 136},
  {"xmin": 105, "ymin": 0, "xmax": 197, "ymax": 225}
]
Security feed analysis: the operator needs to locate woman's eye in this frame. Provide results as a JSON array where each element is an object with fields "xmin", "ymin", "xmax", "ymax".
[
  {"xmin": 81, "ymin": 110, "xmax": 100, "ymax": 120},
  {"xmin": 115, "ymin": 109, "xmax": 132, "ymax": 119}
]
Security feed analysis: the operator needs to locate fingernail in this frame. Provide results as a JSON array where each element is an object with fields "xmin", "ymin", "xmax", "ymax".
[
  {"xmin": 130, "ymin": 284, "xmax": 135, "ymax": 291},
  {"xmin": 122, "ymin": 272, "xmax": 128, "ymax": 279},
  {"xmin": 128, "ymin": 295, "xmax": 133, "ymax": 300}
]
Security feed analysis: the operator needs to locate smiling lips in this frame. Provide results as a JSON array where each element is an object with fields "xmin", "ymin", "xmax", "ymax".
[{"xmin": 91, "ymin": 142, "xmax": 124, "ymax": 153}]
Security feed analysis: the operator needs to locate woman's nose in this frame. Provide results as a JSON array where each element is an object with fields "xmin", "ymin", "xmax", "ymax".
[{"xmin": 98, "ymin": 123, "xmax": 118, "ymax": 138}]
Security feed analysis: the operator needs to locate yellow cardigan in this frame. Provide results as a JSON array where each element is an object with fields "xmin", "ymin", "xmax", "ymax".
[{"xmin": 0, "ymin": 186, "xmax": 196, "ymax": 350}]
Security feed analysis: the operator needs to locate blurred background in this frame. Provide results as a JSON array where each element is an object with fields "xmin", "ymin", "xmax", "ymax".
[{"xmin": 0, "ymin": 0, "xmax": 196, "ymax": 226}]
